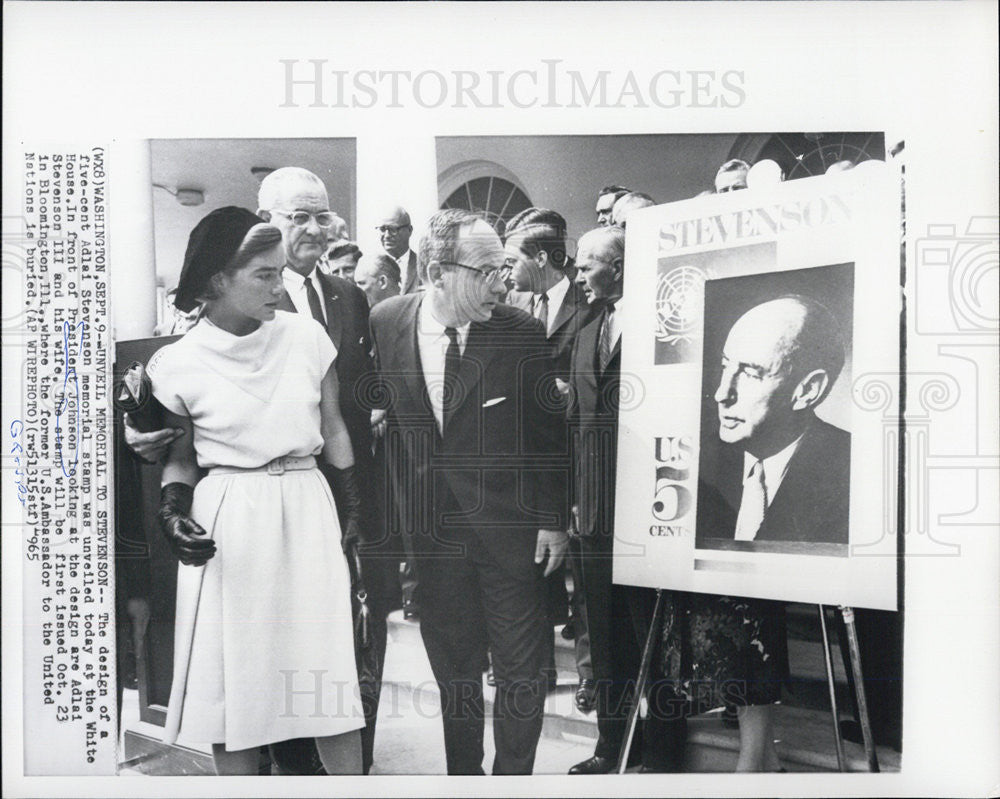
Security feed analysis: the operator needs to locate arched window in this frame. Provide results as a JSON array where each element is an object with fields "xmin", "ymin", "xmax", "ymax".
[
  {"xmin": 728, "ymin": 132, "xmax": 887, "ymax": 180},
  {"xmin": 438, "ymin": 161, "xmax": 532, "ymax": 237}
]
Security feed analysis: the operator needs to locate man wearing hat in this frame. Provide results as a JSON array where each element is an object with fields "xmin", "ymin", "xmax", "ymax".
[{"xmin": 125, "ymin": 168, "xmax": 394, "ymax": 775}]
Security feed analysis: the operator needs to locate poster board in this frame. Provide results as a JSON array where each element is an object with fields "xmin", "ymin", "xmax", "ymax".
[{"xmin": 614, "ymin": 168, "xmax": 901, "ymax": 610}]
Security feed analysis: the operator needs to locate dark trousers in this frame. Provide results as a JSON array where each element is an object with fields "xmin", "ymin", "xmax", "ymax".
[
  {"xmin": 415, "ymin": 528, "xmax": 548, "ymax": 775},
  {"xmin": 580, "ymin": 535, "xmax": 687, "ymax": 770},
  {"xmin": 567, "ymin": 536, "xmax": 593, "ymax": 680}
]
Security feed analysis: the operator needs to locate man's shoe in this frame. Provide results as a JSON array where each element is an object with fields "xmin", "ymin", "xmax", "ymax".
[
  {"xmin": 560, "ymin": 620, "xmax": 576, "ymax": 640},
  {"xmin": 574, "ymin": 679, "xmax": 597, "ymax": 713},
  {"xmin": 568, "ymin": 754, "xmax": 615, "ymax": 775}
]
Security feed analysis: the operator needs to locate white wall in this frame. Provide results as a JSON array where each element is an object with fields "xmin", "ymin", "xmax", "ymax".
[
  {"xmin": 151, "ymin": 138, "xmax": 356, "ymax": 289},
  {"xmin": 436, "ymin": 134, "xmax": 740, "ymax": 252}
]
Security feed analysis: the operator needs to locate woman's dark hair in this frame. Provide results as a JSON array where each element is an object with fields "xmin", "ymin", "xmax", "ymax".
[{"xmin": 199, "ymin": 223, "xmax": 283, "ymax": 304}]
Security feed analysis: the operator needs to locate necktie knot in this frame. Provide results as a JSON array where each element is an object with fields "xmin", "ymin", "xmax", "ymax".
[{"xmin": 735, "ymin": 459, "xmax": 768, "ymax": 541}]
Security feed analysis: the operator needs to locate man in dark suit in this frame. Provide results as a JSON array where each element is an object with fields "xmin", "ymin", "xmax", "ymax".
[
  {"xmin": 503, "ymin": 207, "xmax": 599, "ymax": 709},
  {"xmin": 696, "ymin": 295, "xmax": 850, "ymax": 550},
  {"xmin": 256, "ymin": 167, "xmax": 396, "ymax": 774},
  {"xmin": 567, "ymin": 226, "xmax": 687, "ymax": 775},
  {"xmin": 504, "ymin": 208, "xmax": 595, "ymax": 378},
  {"xmin": 369, "ymin": 209, "xmax": 569, "ymax": 775},
  {"xmin": 376, "ymin": 205, "xmax": 421, "ymax": 294}
]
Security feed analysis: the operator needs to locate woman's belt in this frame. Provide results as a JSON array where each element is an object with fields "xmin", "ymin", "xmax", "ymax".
[{"xmin": 209, "ymin": 454, "xmax": 317, "ymax": 476}]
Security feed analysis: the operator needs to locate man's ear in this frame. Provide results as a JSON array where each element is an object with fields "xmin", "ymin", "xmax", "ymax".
[
  {"xmin": 376, "ymin": 274, "xmax": 388, "ymax": 289},
  {"xmin": 257, "ymin": 209, "xmax": 272, "ymax": 223},
  {"xmin": 426, "ymin": 260, "xmax": 446, "ymax": 287},
  {"xmin": 791, "ymin": 369, "xmax": 830, "ymax": 411},
  {"xmin": 611, "ymin": 256, "xmax": 624, "ymax": 282},
  {"xmin": 535, "ymin": 249, "xmax": 548, "ymax": 270}
]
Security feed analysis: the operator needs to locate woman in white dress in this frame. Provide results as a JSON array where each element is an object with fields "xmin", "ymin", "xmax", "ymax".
[{"xmin": 147, "ymin": 207, "xmax": 365, "ymax": 775}]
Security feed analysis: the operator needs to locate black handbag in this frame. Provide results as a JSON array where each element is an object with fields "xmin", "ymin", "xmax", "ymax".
[
  {"xmin": 348, "ymin": 542, "xmax": 382, "ymax": 707},
  {"xmin": 112, "ymin": 361, "xmax": 167, "ymax": 432}
]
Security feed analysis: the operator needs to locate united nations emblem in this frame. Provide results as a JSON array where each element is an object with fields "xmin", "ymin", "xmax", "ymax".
[{"xmin": 655, "ymin": 265, "xmax": 705, "ymax": 345}]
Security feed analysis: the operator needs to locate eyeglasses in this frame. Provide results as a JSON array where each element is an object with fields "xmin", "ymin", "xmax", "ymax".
[
  {"xmin": 376, "ymin": 224, "xmax": 411, "ymax": 234},
  {"xmin": 441, "ymin": 261, "xmax": 507, "ymax": 288},
  {"xmin": 271, "ymin": 209, "xmax": 338, "ymax": 228}
]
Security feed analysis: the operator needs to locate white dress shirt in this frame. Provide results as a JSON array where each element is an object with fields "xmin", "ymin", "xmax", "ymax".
[
  {"xmin": 605, "ymin": 302, "xmax": 622, "ymax": 350},
  {"xmin": 535, "ymin": 275, "xmax": 572, "ymax": 337},
  {"xmin": 281, "ymin": 266, "xmax": 327, "ymax": 325},
  {"xmin": 417, "ymin": 298, "xmax": 470, "ymax": 434}
]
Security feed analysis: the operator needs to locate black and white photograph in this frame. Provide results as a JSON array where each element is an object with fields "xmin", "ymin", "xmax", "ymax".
[
  {"xmin": 695, "ymin": 261, "xmax": 855, "ymax": 557},
  {"xmin": 3, "ymin": 3, "xmax": 998, "ymax": 798}
]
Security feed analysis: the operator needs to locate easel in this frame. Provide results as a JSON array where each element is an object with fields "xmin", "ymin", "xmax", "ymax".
[
  {"xmin": 818, "ymin": 604, "xmax": 880, "ymax": 772},
  {"xmin": 616, "ymin": 591, "xmax": 881, "ymax": 773}
]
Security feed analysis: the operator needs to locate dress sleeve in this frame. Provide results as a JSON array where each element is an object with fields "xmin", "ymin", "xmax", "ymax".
[{"xmin": 146, "ymin": 344, "xmax": 189, "ymax": 416}]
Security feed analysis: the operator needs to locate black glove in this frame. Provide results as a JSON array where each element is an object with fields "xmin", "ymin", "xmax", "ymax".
[
  {"xmin": 322, "ymin": 464, "xmax": 363, "ymax": 555},
  {"xmin": 157, "ymin": 482, "xmax": 215, "ymax": 566},
  {"xmin": 320, "ymin": 464, "xmax": 371, "ymax": 651}
]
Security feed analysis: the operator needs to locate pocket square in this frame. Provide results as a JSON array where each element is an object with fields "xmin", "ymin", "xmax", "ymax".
[{"xmin": 482, "ymin": 397, "xmax": 507, "ymax": 408}]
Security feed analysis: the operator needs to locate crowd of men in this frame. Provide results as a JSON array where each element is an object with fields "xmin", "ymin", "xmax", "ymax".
[{"xmin": 128, "ymin": 156, "xmax": 899, "ymax": 775}]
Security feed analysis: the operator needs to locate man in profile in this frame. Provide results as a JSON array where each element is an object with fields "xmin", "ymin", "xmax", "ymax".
[
  {"xmin": 353, "ymin": 253, "xmax": 402, "ymax": 308},
  {"xmin": 369, "ymin": 209, "xmax": 569, "ymax": 775},
  {"xmin": 376, "ymin": 205, "xmax": 421, "ymax": 293},
  {"xmin": 566, "ymin": 225, "xmax": 687, "ymax": 774},
  {"xmin": 697, "ymin": 294, "xmax": 851, "ymax": 549},
  {"xmin": 610, "ymin": 191, "xmax": 655, "ymax": 228},
  {"xmin": 594, "ymin": 184, "xmax": 631, "ymax": 227}
]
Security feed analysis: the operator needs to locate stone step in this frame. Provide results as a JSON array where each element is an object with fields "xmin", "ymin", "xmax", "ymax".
[
  {"xmin": 387, "ymin": 608, "xmax": 849, "ymax": 693},
  {"xmin": 383, "ymin": 610, "xmax": 899, "ymax": 774}
]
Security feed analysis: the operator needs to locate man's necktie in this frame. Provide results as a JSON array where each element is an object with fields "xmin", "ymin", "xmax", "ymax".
[
  {"xmin": 598, "ymin": 303, "xmax": 615, "ymax": 373},
  {"xmin": 534, "ymin": 291, "xmax": 549, "ymax": 332},
  {"xmin": 734, "ymin": 459, "xmax": 768, "ymax": 541},
  {"xmin": 443, "ymin": 327, "xmax": 461, "ymax": 430},
  {"xmin": 305, "ymin": 276, "xmax": 326, "ymax": 326}
]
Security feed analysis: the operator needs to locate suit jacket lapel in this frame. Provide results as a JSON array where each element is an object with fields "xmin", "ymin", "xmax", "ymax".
[
  {"xmin": 403, "ymin": 251, "xmax": 419, "ymax": 294},
  {"xmin": 450, "ymin": 322, "xmax": 498, "ymax": 422},
  {"xmin": 389, "ymin": 293, "xmax": 427, "ymax": 411},
  {"xmin": 549, "ymin": 283, "xmax": 587, "ymax": 339},
  {"xmin": 572, "ymin": 317, "xmax": 600, "ymax": 411}
]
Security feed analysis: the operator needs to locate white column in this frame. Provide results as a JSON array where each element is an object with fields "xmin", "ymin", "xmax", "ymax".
[
  {"xmin": 355, "ymin": 135, "xmax": 438, "ymax": 262},
  {"xmin": 109, "ymin": 139, "xmax": 157, "ymax": 340}
]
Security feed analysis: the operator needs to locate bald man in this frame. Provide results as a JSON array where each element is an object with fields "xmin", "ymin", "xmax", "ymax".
[
  {"xmin": 376, "ymin": 206, "xmax": 420, "ymax": 293},
  {"xmin": 354, "ymin": 253, "xmax": 402, "ymax": 308},
  {"xmin": 567, "ymin": 226, "xmax": 687, "ymax": 774},
  {"xmin": 610, "ymin": 191, "xmax": 655, "ymax": 228},
  {"xmin": 697, "ymin": 295, "xmax": 851, "ymax": 548}
]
